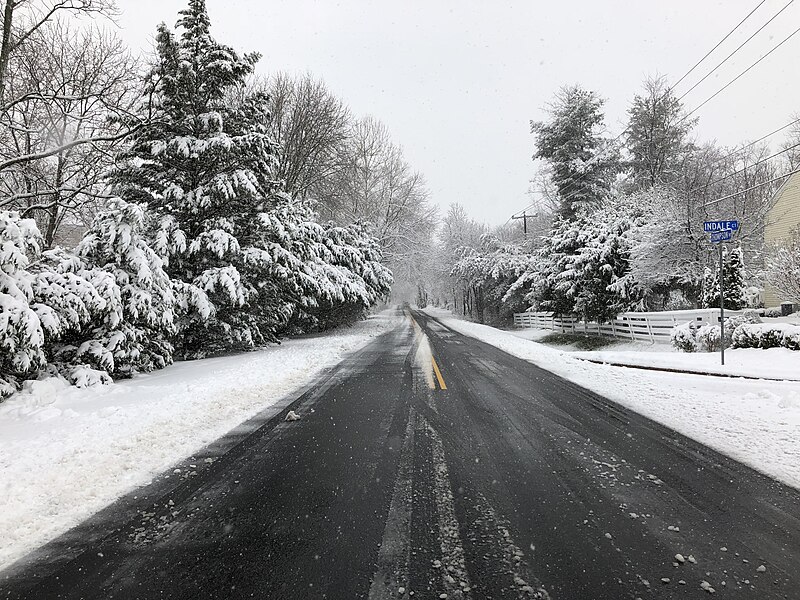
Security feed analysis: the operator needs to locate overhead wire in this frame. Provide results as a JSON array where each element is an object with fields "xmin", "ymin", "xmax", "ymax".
[
  {"xmin": 510, "ymin": 0, "xmax": 793, "ymax": 219},
  {"xmin": 532, "ymin": 16, "xmax": 800, "ymax": 214},
  {"xmin": 702, "ymin": 165, "xmax": 800, "ymax": 207},
  {"xmin": 675, "ymin": 0, "xmax": 792, "ymax": 102}
]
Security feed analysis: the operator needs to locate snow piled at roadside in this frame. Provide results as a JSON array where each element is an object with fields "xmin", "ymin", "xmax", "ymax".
[
  {"xmin": 573, "ymin": 346, "xmax": 800, "ymax": 381},
  {"xmin": 0, "ymin": 309, "xmax": 399, "ymax": 571},
  {"xmin": 423, "ymin": 308, "xmax": 800, "ymax": 490}
]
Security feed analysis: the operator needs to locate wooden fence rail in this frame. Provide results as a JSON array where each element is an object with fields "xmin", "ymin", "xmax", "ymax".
[{"xmin": 513, "ymin": 309, "xmax": 744, "ymax": 343}]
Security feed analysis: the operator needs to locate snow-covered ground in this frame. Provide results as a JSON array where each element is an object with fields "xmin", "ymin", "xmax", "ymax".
[
  {"xmin": 423, "ymin": 308, "xmax": 800, "ymax": 491},
  {"xmin": 573, "ymin": 346, "xmax": 800, "ymax": 381},
  {"xmin": 0, "ymin": 310, "xmax": 400, "ymax": 572},
  {"xmin": 509, "ymin": 326, "xmax": 800, "ymax": 380}
]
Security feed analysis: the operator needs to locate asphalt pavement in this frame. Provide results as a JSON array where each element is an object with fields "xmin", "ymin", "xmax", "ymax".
[{"xmin": 3, "ymin": 307, "xmax": 800, "ymax": 599}]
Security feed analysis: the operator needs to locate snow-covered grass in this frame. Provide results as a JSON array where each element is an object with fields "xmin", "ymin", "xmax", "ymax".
[
  {"xmin": 574, "ymin": 346, "xmax": 800, "ymax": 381},
  {"xmin": 0, "ymin": 309, "xmax": 400, "ymax": 572},
  {"xmin": 510, "ymin": 323, "xmax": 800, "ymax": 379},
  {"xmin": 510, "ymin": 328, "xmax": 674, "ymax": 353},
  {"xmin": 423, "ymin": 308, "xmax": 800, "ymax": 490}
]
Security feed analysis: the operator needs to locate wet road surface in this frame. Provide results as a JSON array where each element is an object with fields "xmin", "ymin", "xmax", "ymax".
[{"xmin": 2, "ymin": 307, "xmax": 800, "ymax": 599}]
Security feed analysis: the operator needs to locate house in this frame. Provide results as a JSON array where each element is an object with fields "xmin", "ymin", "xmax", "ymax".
[{"xmin": 763, "ymin": 170, "xmax": 800, "ymax": 308}]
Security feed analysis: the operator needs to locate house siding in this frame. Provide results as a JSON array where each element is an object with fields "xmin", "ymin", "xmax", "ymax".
[{"xmin": 764, "ymin": 172, "xmax": 800, "ymax": 307}]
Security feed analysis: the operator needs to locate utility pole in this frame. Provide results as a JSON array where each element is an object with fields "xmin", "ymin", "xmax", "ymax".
[{"xmin": 511, "ymin": 211, "xmax": 538, "ymax": 235}]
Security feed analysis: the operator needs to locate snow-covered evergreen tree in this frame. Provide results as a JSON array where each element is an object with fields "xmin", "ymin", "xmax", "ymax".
[
  {"xmin": 701, "ymin": 246, "xmax": 745, "ymax": 310},
  {"xmin": 724, "ymin": 246, "xmax": 746, "ymax": 310},
  {"xmin": 531, "ymin": 85, "xmax": 619, "ymax": 220},
  {"xmin": 60, "ymin": 200, "xmax": 178, "ymax": 377},
  {"xmin": 1, "ymin": 210, "xmax": 116, "ymax": 395},
  {"xmin": 0, "ymin": 211, "xmax": 47, "ymax": 397},
  {"xmin": 508, "ymin": 200, "xmax": 643, "ymax": 321},
  {"xmin": 108, "ymin": 0, "xmax": 284, "ymax": 358},
  {"xmin": 701, "ymin": 266, "xmax": 717, "ymax": 309},
  {"xmin": 278, "ymin": 215, "xmax": 393, "ymax": 332}
]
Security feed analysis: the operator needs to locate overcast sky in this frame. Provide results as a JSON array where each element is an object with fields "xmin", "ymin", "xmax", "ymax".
[{"xmin": 116, "ymin": 0, "xmax": 800, "ymax": 225}]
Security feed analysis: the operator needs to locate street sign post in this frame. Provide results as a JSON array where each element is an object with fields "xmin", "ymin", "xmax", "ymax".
[{"xmin": 703, "ymin": 220, "xmax": 739, "ymax": 366}]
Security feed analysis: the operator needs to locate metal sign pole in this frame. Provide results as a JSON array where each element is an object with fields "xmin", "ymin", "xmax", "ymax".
[
  {"xmin": 719, "ymin": 242, "xmax": 725, "ymax": 366},
  {"xmin": 704, "ymin": 219, "xmax": 737, "ymax": 367}
]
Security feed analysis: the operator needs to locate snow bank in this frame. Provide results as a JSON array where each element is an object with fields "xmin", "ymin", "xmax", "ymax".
[
  {"xmin": 574, "ymin": 347, "xmax": 800, "ymax": 381},
  {"xmin": 423, "ymin": 308, "xmax": 800, "ymax": 490},
  {"xmin": 0, "ymin": 310, "xmax": 399, "ymax": 571}
]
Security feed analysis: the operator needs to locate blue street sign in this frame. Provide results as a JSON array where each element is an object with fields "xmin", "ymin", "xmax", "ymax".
[
  {"xmin": 703, "ymin": 220, "xmax": 739, "ymax": 232},
  {"xmin": 710, "ymin": 230, "xmax": 732, "ymax": 243}
]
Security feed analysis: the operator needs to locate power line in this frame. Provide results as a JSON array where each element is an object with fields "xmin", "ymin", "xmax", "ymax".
[
  {"xmin": 676, "ymin": 0, "xmax": 791, "ymax": 102},
  {"xmin": 698, "ymin": 116, "xmax": 800, "ymax": 169},
  {"xmin": 683, "ymin": 23, "xmax": 800, "ymax": 120},
  {"xmin": 682, "ymin": 140, "xmax": 800, "ymax": 194},
  {"xmin": 532, "ymin": 22, "xmax": 800, "ymax": 215},
  {"xmin": 511, "ymin": 0, "xmax": 784, "ymax": 219},
  {"xmin": 655, "ymin": 119, "xmax": 800, "ymax": 193},
  {"xmin": 702, "ymin": 165, "xmax": 800, "ymax": 207},
  {"xmin": 669, "ymin": 0, "xmax": 768, "ymax": 91}
]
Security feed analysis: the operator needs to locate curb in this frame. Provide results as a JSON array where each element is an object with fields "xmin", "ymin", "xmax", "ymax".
[{"xmin": 573, "ymin": 356, "xmax": 800, "ymax": 383}]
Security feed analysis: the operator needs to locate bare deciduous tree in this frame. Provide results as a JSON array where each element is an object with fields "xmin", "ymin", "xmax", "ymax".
[
  {"xmin": 0, "ymin": 0, "xmax": 118, "ymax": 99},
  {"xmin": 0, "ymin": 20, "xmax": 137, "ymax": 246},
  {"xmin": 265, "ymin": 72, "xmax": 350, "ymax": 199},
  {"xmin": 315, "ymin": 116, "xmax": 436, "ymax": 268}
]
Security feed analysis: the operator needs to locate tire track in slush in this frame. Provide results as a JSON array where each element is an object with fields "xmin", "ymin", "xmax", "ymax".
[{"xmin": 368, "ymin": 408, "xmax": 474, "ymax": 599}]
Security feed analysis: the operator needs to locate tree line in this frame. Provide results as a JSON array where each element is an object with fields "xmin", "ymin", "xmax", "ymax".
[
  {"xmin": 0, "ymin": 0, "xmax": 436, "ymax": 397},
  {"xmin": 419, "ymin": 78, "xmax": 799, "ymax": 323}
]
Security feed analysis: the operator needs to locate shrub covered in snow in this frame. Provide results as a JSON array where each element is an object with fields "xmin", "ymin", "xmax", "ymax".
[
  {"xmin": 783, "ymin": 328, "xmax": 800, "ymax": 351},
  {"xmin": 670, "ymin": 322, "xmax": 698, "ymax": 352},
  {"xmin": 0, "ymin": 212, "xmax": 47, "ymax": 397},
  {"xmin": 726, "ymin": 310, "xmax": 762, "ymax": 329},
  {"xmin": 730, "ymin": 323, "xmax": 800, "ymax": 350},
  {"xmin": 672, "ymin": 311, "xmax": 767, "ymax": 353},
  {"xmin": 695, "ymin": 324, "xmax": 722, "ymax": 352}
]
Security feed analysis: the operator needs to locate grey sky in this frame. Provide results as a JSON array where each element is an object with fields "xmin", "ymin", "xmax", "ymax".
[{"xmin": 116, "ymin": 0, "xmax": 800, "ymax": 225}]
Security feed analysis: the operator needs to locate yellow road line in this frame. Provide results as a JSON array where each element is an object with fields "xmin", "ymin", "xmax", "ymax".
[{"xmin": 431, "ymin": 356, "xmax": 447, "ymax": 390}]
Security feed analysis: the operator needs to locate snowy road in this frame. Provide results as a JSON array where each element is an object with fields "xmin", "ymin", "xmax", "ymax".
[{"xmin": 2, "ymin": 308, "xmax": 800, "ymax": 599}]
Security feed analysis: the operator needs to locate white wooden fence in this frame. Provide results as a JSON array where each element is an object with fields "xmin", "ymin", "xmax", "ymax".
[{"xmin": 513, "ymin": 309, "xmax": 744, "ymax": 343}]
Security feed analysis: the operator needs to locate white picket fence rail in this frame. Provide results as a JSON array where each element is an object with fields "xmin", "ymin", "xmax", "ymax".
[{"xmin": 513, "ymin": 309, "xmax": 745, "ymax": 343}]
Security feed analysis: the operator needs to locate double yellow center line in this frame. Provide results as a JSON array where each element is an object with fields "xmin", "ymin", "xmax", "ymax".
[
  {"xmin": 408, "ymin": 312, "xmax": 448, "ymax": 391},
  {"xmin": 431, "ymin": 356, "xmax": 447, "ymax": 390}
]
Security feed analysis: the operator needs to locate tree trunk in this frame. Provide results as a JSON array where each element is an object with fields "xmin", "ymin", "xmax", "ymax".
[
  {"xmin": 44, "ymin": 152, "xmax": 65, "ymax": 248},
  {"xmin": 0, "ymin": 1, "xmax": 14, "ymax": 101}
]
